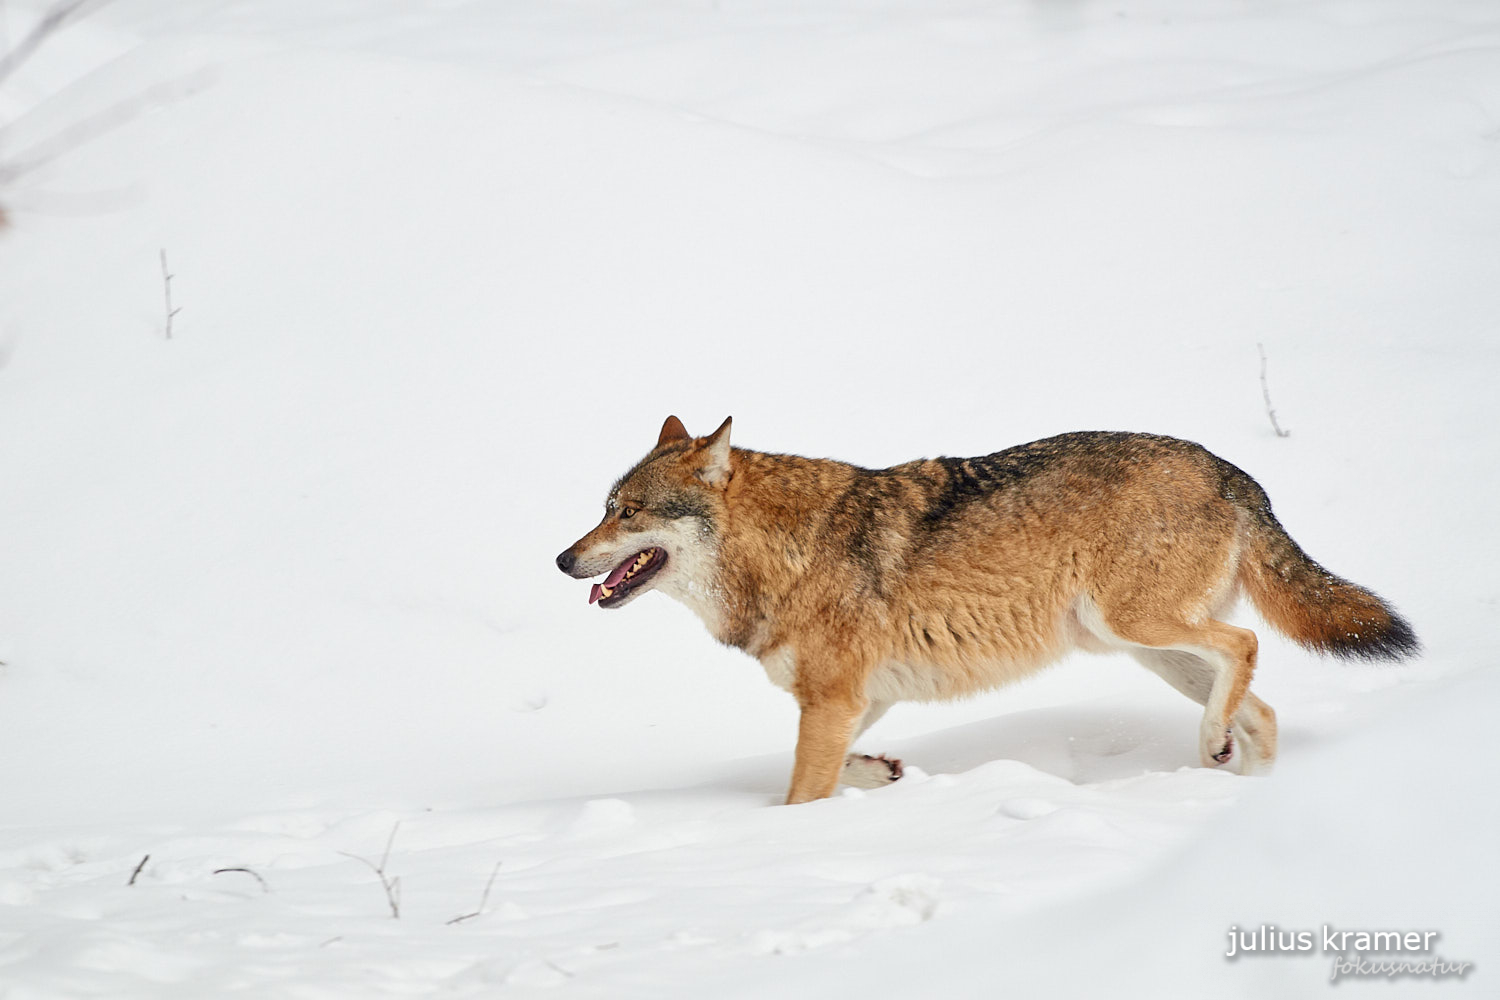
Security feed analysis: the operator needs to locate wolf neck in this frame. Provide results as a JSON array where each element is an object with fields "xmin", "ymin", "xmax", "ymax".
[{"xmin": 698, "ymin": 447, "xmax": 857, "ymax": 656}]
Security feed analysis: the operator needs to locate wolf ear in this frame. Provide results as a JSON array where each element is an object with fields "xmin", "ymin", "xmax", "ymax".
[
  {"xmin": 696, "ymin": 416, "xmax": 733, "ymax": 487},
  {"xmin": 657, "ymin": 415, "xmax": 690, "ymax": 448}
]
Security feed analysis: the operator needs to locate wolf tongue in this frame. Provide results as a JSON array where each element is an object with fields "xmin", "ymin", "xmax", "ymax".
[
  {"xmin": 589, "ymin": 583, "xmax": 603, "ymax": 605},
  {"xmin": 603, "ymin": 560, "xmax": 634, "ymax": 588}
]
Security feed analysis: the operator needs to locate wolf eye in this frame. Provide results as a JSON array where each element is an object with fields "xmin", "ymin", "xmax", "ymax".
[{"xmin": 620, "ymin": 505, "xmax": 640, "ymax": 519}]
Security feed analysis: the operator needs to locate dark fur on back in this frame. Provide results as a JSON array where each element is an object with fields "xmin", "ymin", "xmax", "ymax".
[{"xmin": 916, "ymin": 431, "xmax": 1141, "ymax": 529}]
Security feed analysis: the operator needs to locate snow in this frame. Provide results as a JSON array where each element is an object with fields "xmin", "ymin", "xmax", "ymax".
[{"xmin": 0, "ymin": 0, "xmax": 1497, "ymax": 995}]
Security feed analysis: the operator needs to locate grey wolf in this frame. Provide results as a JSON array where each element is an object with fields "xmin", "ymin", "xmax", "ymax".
[{"xmin": 556, "ymin": 417, "xmax": 1418, "ymax": 804}]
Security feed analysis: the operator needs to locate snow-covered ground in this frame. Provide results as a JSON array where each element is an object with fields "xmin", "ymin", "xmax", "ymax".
[{"xmin": 0, "ymin": 1, "xmax": 1496, "ymax": 995}]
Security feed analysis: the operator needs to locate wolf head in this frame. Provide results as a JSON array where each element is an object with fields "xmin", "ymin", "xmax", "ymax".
[{"xmin": 556, "ymin": 415, "xmax": 732, "ymax": 614}]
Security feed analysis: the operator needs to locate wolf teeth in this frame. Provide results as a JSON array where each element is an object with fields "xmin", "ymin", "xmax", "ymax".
[{"xmin": 602, "ymin": 550, "xmax": 657, "ymax": 599}]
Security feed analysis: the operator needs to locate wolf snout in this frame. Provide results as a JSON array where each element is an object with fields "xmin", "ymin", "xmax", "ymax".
[{"xmin": 555, "ymin": 549, "xmax": 578, "ymax": 575}]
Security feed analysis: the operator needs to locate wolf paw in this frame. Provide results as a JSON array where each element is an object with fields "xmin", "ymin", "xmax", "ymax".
[
  {"xmin": 1209, "ymin": 730, "xmax": 1234, "ymax": 765},
  {"xmin": 843, "ymin": 753, "xmax": 904, "ymax": 789}
]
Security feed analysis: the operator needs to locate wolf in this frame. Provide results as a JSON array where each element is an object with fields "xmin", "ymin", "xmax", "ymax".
[{"xmin": 556, "ymin": 416, "xmax": 1418, "ymax": 805}]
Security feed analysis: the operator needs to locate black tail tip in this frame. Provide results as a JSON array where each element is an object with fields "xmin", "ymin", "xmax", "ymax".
[{"xmin": 1327, "ymin": 610, "xmax": 1422, "ymax": 662}]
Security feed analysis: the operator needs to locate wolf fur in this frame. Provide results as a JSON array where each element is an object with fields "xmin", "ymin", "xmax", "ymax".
[{"xmin": 556, "ymin": 416, "xmax": 1419, "ymax": 805}]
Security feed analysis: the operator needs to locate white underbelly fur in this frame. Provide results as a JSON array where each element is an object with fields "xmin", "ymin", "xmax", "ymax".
[{"xmin": 761, "ymin": 646, "xmax": 1064, "ymax": 704}]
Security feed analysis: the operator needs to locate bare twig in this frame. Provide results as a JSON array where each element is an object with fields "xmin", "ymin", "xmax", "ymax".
[
  {"xmin": 0, "ymin": 1, "xmax": 104, "ymax": 91},
  {"xmin": 0, "ymin": 2, "xmax": 107, "ymax": 228},
  {"xmin": 446, "ymin": 862, "xmax": 503, "ymax": 925},
  {"xmin": 0, "ymin": 70, "xmax": 212, "ymax": 187},
  {"xmin": 213, "ymin": 867, "xmax": 270, "ymax": 893},
  {"xmin": 159, "ymin": 248, "xmax": 181, "ymax": 339},
  {"xmin": 378, "ymin": 822, "xmax": 398, "ymax": 873},
  {"xmin": 1257, "ymin": 343, "xmax": 1291, "ymax": 438},
  {"xmin": 339, "ymin": 822, "xmax": 402, "ymax": 919},
  {"xmin": 0, "ymin": 69, "xmax": 213, "ymax": 189},
  {"xmin": 1, "ymin": 3, "xmax": 201, "ymax": 234},
  {"xmin": 127, "ymin": 853, "xmax": 150, "ymax": 886}
]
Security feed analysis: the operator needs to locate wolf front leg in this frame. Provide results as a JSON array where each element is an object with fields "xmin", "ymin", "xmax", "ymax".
[
  {"xmin": 842, "ymin": 700, "xmax": 903, "ymax": 789},
  {"xmin": 786, "ymin": 693, "xmax": 868, "ymax": 805}
]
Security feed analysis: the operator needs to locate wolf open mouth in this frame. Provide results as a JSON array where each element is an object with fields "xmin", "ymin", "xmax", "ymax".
[{"xmin": 589, "ymin": 547, "xmax": 667, "ymax": 607}]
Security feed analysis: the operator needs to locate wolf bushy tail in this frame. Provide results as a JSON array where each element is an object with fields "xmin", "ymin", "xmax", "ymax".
[{"xmin": 1217, "ymin": 462, "xmax": 1419, "ymax": 662}]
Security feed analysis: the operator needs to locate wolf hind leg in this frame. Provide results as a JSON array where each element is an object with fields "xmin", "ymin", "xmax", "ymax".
[
  {"xmin": 1130, "ymin": 649, "xmax": 1276, "ymax": 774},
  {"xmin": 1086, "ymin": 600, "xmax": 1259, "ymax": 770},
  {"xmin": 1233, "ymin": 690, "xmax": 1277, "ymax": 773},
  {"xmin": 842, "ymin": 700, "xmax": 903, "ymax": 789}
]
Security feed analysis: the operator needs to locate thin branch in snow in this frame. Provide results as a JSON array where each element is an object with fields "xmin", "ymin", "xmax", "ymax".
[
  {"xmin": 127, "ymin": 853, "xmax": 150, "ymax": 886},
  {"xmin": 0, "ymin": 0, "xmax": 103, "ymax": 229},
  {"xmin": 0, "ymin": 0, "xmax": 104, "ymax": 91},
  {"xmin": 339, "ymin": 822, "xmax": 402, "ymax": 919},
  {"xmin": 1257, "ymin": 343, "xmax": 1291, "ymax": 438},
  {"xmin": 378, "ymin": 821, "xmax": 398, "ymax": 873},
  {"xmin": 446, "ymin": 861, "xmax": 503, "ymax": 925},
  {"xmin": 0, "ymin": 3, "xmax": 203, "ymax": 230},
  {"xmin": 213, "ymin": 867, "xmax": 270, "ymax": 893},
  {"xmin": 159, "ymin": 249, "xmax": 181, "ymax": 338},
  {"xmin": 0, "ymin": 70, "xmax": 212, "ymax": 187}
]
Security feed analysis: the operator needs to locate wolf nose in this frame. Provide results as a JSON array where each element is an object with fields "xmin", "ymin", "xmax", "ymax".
[{"xmin": 556, "ymin": 550, "xmax": 577, "ymax": 575}]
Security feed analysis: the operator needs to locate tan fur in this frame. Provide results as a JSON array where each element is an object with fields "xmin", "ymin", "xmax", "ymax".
[{"xmin": 558, "ymin": 418, "xmax": 1417, "ymax": 805}]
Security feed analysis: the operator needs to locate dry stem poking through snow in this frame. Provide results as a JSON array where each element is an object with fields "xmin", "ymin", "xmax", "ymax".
[
  {"xmin": 159, "ymin": 248, "xmax": 181, "ymax": 339},
  {"xmin": 446, "ymin": 861, "xmax": 503, "ymax": 926},
  {"xmin": 339, "ymin": 822, "xmax": 403, "ymax": 919},
  {"xmin": 212, "ymin": 867, "xmax": 270, "ymax": 893},
  {"xmin": 1257, "ymin": 342, "xmax": 1291, "ymax": 438}
]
